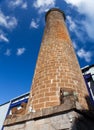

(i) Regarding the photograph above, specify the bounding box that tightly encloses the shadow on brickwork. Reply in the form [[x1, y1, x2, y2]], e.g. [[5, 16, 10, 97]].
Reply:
[[71, 95, 94, 130]]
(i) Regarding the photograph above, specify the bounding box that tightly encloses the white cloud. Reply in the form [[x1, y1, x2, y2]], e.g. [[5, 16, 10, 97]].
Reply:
[[64, 0, 82, 7], [77, 48, 92, 62], [64, 0, 94, 16], [0, 33, 9, 43], [64, 0, 94, 40], [67, 16, 76, 31], [33, 0, 56, 13], [0, 10, 17, 30], [67, 15, 84, 41], [16, 48, 26, 56], [21, 2, 27, 9], [72, 41, 78, 49], [4, 49, 11, 56], [30, 19, 39, 29], [9, 0, 27, 9], [10, 0, 22, 7], [6, 17, 18, 30]]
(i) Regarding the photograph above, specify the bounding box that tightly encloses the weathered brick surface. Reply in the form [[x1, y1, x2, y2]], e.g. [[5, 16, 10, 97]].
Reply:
[[26, 8, 88, 112]]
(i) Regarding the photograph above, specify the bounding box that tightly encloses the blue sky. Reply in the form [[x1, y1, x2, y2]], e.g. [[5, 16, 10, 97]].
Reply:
[[0, 0, 94, 104]]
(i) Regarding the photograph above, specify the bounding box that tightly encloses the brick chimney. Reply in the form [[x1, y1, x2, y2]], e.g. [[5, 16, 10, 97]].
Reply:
[[26, 8, 88, 112]]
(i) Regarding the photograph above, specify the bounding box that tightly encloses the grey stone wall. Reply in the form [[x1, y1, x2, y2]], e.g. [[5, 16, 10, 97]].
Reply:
[[4, 111, 77, 130], [4, 110, 94, 130]]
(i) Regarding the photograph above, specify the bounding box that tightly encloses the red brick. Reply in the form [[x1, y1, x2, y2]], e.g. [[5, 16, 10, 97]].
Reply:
[[26, 8, 89, 112], [45, 92, 56, 97], [39, 97, 49, 103], [45, 101, 59, 107]]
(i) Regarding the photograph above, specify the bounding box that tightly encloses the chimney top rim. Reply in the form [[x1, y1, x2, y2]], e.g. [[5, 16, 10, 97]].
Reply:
[[45, 8, 66, 21]]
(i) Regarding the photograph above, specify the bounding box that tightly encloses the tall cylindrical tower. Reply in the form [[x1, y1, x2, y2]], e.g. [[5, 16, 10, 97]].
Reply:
[[26, 8, 88, 112]]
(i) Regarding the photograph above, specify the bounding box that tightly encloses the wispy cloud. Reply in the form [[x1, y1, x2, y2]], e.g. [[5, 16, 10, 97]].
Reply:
[[4, 49, 11, 56], [9, 0, 27, 9], [33, 0, 56, 13], [21, 2, 27, 9], [16, 48, 26, 56], [66, 15, 85, 42], [67, 16, 76, 32], [0, 33, 9, 43], [72, 41, 78, 49], [64, 0, 94, 40], [0, 10, 17, 30], [30, 19, 39, 29], [77, 48, 92, 62]]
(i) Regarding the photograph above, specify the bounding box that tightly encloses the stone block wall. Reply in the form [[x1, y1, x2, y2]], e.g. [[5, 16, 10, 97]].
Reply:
[[4, 111, 77, 130], [4, 110, 94, 130]]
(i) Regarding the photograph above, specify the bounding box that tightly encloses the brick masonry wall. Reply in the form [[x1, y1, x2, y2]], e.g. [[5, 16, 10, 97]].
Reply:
[[26, 9, 88, 112]]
